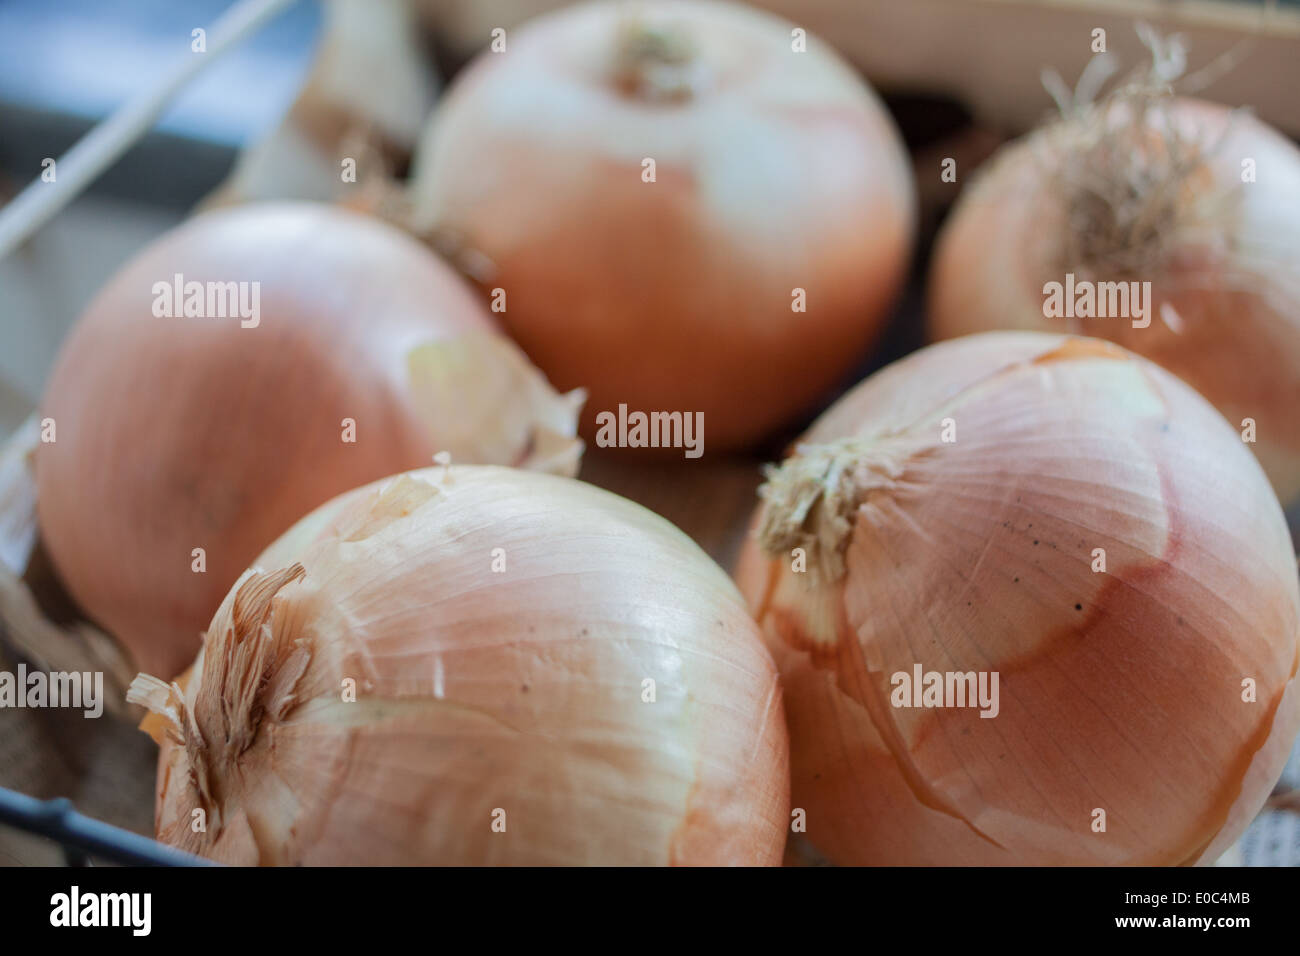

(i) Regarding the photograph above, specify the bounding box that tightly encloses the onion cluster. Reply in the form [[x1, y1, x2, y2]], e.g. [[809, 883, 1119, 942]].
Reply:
[[17, 0, 1297, 872]]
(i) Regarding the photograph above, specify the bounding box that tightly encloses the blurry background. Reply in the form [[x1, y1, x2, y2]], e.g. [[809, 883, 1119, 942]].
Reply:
[[3, 0, 1299, 441], [0, 0, 321, 436]]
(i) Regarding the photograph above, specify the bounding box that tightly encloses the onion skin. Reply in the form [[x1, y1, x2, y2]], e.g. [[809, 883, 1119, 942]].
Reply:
[[408, 0, 915, 450], [202, 0, 437, 209], [133, 466, 789, 866], [928, 98, 1300, 504], [735, 332, 1300, 865], [36, 203, 578, 681]]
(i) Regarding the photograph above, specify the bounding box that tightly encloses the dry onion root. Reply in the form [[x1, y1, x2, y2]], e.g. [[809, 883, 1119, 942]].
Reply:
[[928, 33, 1300, 504], [130, 465, 789, 865], [35, 203, 582, 681], [734, 332, 1300, 865], [407, 0, 915, 449]]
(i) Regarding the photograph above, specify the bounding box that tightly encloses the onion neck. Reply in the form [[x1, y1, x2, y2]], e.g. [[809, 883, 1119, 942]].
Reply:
[[1052, 102, 1213, 278], [758, 437, 919, 586], [611, 17, 702, 103], [128, 563, 310, 821], [1045, 32, 1230, 279]]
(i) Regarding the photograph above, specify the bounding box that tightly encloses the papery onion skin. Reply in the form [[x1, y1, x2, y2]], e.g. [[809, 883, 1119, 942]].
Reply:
[[132, 466, 789, 866], [735, 331, 1300, 865], [202, 0, 437, 209], [928, 97, 1300, 504], [407, 0, 915, 450], [36, 203, 578, 681]]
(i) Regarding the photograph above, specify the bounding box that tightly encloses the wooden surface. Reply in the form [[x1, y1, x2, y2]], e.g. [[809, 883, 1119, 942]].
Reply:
[[578, 447, 765, 573], [0, 641, 156, 865], [421, 0, 1300, 136]]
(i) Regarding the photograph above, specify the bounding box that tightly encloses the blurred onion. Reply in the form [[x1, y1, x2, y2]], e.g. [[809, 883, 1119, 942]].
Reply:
[[929, 93, 1300, 504], [407, 0, 915, 449], [37, 203, 581, 680]]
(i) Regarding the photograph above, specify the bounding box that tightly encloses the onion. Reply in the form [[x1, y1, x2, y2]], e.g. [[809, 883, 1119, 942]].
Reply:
[[407, 0, 915, 449], [36, 203, 582, 681], [734, 331, 1300, 865], [928, 78, 1300, 504], [129, 465, 789, 865]]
